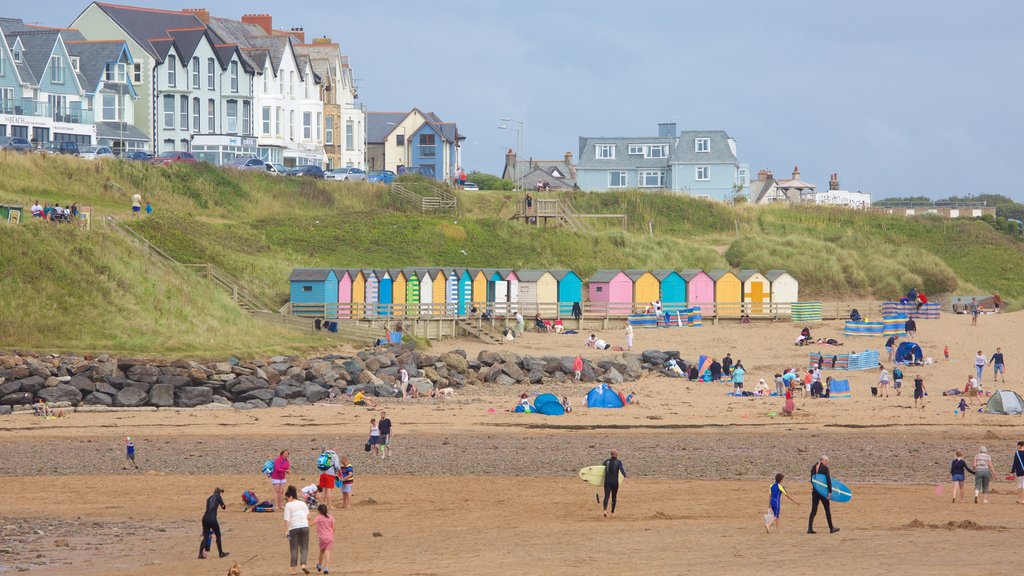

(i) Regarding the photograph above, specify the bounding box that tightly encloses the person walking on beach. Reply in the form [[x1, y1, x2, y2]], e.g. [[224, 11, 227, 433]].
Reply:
[[970, 297, 980, 326], [514, 311, 525, 336], [965, 374, 980, 406], [913, 375, 927, 408], [272, 450, 291, 509], [950, 450, 974, 503], [766, 473, 799, 533], [625, 324, 634, 351], [972, 447, 995, 504], [885, 336, 898, 362], [124, 436, 139, 470], [283, 486, 310, 575], [198, 487, 229, 559], [1010, 441, 1024, 504], [905, 317, 917, 339], [573, 355, 583, 383], [892, 366, 904, 397], [312, 504, 334, 574], [338, 456, 354, 509], [368, 418, 382, 459], [379, 411, 393, 459], [807, 455, 839, 534], [878, 365, 890, 398], [975, 351, 987, 383], [731, 361, 746, 395], [602, 449, 627, 518], [989, 348, 1006, 384]]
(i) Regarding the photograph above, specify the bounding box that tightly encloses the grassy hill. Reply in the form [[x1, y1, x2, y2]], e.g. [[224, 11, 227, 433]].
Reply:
[[1, 153, 1022, 353]]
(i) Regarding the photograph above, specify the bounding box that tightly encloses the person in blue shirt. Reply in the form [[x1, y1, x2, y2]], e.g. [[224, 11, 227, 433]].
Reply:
[[767, 473, 799, 533], [124, 436, 138, 470]]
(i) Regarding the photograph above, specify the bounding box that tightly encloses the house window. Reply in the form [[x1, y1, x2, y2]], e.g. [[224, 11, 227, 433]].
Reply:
[[192, 56, 200, 88], [230, 62, 239, 93], [1, 88, 15, 113], [167, 54, 176, 87], [278, 74, 283, 95], [102, 94, 119, 121], [275, 107, 281, 136], [303, 111, 312, 139], [346, 120, 354, 150], [261, 106, 271, 135], [325, 116, 333, 144], [315, 112, 321, 142], [737, 168, 749, 186], [596, 144, 614, 159], [70, 56, 80, 72], [595, 286, 603, 293], [13, 48, 21, 63], [395, 134, 405, 146], [639, 170, 664, 188], [695, 138, 710, 153], [262, 71, 268, 93], [179, 95, 188, 130], [207, 99, 215, 133], [418, 133, 435, 157], [163, 95, 174, 128], [226, 100, 238, 134], [132, 62, 142, 83], [105, 62, 127, 83], [289, 71, 295, 95], [192, 97, 200, 132], [696, 165, 710, 181], [608, 171, 627, 188], [627, 144, 643, 155], [242, 101, 251, 136], [302, 285, 313, 293], [0, 49, 5, 77], [50, 55, 65, 84], [645, 145, 668, 159], [207, 58, 215, 90], [289, 110, 295, 140]]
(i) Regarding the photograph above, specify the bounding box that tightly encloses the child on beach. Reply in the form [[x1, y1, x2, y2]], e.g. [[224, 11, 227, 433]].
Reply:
[[944, 345, 950, 360], [913, 375, 927, 408], [124, 436, 139, 470], [313, 504, 334, 574], [950, 450, 974, 503], [878, 365, 890, 398], [338, 456, 354, 509], [958, 398, 968, 419], [766, 473, 799, 533]]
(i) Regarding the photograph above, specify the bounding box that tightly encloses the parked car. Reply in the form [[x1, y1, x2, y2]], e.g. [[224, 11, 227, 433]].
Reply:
[[79, 146, 115, 161], [463, 182, 480, 191], [0, 136, 32, 153], [325, 167, 366, 181], [120, 151, 153, 162], [151, 151, 198, 166], [37, 141, 79, 155], [265, 162, 288, 176], [366, 170, 396, 184], [224, 157, 266, 171], [286, 165, 325, 179]]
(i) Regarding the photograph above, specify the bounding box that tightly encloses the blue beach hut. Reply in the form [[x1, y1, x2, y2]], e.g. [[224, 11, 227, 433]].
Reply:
[[552, 270, 582, 316], [654, 270, 686, 312], [289, 268, 339, 318]]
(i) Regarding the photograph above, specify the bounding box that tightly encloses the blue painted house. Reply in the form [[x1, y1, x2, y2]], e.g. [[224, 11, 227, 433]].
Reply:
[[552, 270, 582, 315], [289, 268, 338, 317], [576, 123, 749, 201]]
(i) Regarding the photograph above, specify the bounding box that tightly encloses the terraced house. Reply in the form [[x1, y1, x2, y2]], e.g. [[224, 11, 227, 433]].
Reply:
[[576, 123, 750, 200], [294, 36, 364, 169]]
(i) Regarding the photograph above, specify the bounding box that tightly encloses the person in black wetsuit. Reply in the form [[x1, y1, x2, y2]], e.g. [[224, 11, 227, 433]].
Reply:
[[199, 487, 229, 559], [602, 449, 627, 518], [807, 455, 839, 534]]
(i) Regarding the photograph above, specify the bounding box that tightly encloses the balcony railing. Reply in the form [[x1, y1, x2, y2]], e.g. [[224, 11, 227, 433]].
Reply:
[[0, 98, 94, 124]]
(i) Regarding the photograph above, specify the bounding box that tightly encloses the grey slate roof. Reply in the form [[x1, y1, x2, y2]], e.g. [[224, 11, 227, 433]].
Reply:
[[680, 269, 709, 281], [94, 3, 209, 59], [6, 30, 61, 86], [765, 270, 794, 282], [737, 270, 762, 282], [707, 270, 737, 281], [670, 130, 739, 165], [653, 270, 681, 281], [289, 268, 334, 282], [66, 39, 128, 94], [624, 270, 651, 281], [550, 269, 578, 281], [515, 269, 549, 282], [366, 112, 407, 144], [576, 137, 675, 171], [589, 270, 624, 283]]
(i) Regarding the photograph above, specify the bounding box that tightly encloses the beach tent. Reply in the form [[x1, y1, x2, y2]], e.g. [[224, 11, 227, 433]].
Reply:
[[535, 393, 559, 408], [391, 269, 407, 311], [586, 385, 625, 408], [458, 269, 473, 316], [708, 270, 742, 318], [517, 270, 558, 316], [533, 393, 564, 415], [335, 269, 353, 319], [682, 270, 714, 306], [985, 390, 1024, 415], [654, 270, 686, 312], [553, 270, 583, 316], [738, 270, 770, 316], [894, 342, 923, 365], [405, 269, 420, 312], [829, 379, 852, 398], [588, 270, 632, 315], [626, 270, 660, 311]]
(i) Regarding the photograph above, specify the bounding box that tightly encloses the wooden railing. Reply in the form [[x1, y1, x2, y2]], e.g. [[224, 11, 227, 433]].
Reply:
[[390, 184, 457, 213]]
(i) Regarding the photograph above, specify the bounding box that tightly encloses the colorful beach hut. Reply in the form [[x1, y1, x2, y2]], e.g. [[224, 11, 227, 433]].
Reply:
[[363, 270, 379, 317], [489, 270, 510, 315], [289, 269, 339, 318], [709, 269, 742, 318], [418, 269, 434, 316], [404, 269, 420, 314], [350, 270, 365, 317], [738, 270, 770, 316], [681, 270, 714, 306], [517, 269, 558, 316], [432, 269, 448, 316], [626, 270, 660, 312], [376, 269, 393, 316], [390, 269, 407, 313], [588, 270, 632, 315], [552, 270, 582, 316], [471, 269, 490, 310], [766, 270, 799, 308], [446, 269, 460, 315], [654, 270, 686, 312], [335, 269, 353, 319], [458, 269, 473, 316], [504, 270, 520, 315]]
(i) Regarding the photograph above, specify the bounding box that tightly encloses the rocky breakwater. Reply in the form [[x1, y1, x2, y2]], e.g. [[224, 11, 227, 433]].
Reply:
[[0, 346, 679, 413]]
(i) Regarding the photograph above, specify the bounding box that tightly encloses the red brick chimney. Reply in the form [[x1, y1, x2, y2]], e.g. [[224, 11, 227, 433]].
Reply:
[[241, 13, 273, 35], [182, 8, 210, 23], [757, 169, 773, 181], [565, 151, 576, 180]]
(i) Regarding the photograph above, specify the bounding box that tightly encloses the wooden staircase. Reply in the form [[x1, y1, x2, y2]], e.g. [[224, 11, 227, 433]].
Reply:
[[512, 197, 626, 233], [389, 183, 458, 213], [456, 319, 504, 345]]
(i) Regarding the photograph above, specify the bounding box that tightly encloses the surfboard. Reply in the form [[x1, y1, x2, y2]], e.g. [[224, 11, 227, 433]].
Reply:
[[811, 474, 852, 503], [579, 465, 624, 487]]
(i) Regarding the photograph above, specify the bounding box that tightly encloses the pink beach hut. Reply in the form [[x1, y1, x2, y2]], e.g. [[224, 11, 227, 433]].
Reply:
[[335, 269, 353, 319], [588, 270, 632, 315], [681, 269, 714, 306]]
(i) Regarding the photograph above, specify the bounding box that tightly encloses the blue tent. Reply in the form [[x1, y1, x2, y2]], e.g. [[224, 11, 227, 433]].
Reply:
[[534, 393, 559, 409], [895, 341, 923, 365], [537, 402, 565, 416], [586, 385, 624, 408]]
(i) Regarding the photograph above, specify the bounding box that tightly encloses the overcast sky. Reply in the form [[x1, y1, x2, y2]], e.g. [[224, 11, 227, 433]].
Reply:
[[19, 1, 1023, 199]]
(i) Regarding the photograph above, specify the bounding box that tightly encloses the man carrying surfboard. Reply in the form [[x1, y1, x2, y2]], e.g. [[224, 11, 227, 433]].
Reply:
[[602, 450, 627, 518], [807, 455, 839, 534]]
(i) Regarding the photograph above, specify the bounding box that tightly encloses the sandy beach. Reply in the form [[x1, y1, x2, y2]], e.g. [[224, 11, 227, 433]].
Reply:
[[2, 311, 1022, 575]]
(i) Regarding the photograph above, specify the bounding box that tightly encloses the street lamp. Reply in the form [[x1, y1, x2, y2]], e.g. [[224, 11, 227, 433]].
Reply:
[[500, 117, 523, 190], [386, 121, 407, 171]]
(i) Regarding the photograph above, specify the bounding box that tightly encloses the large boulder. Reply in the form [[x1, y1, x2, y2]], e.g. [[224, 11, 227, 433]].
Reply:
[[0, 379, 21, 396], [126, 365, 160, 384], [527, 369, 546, 384], [95, 381, 120, 396], [496, 350, 521, 366], [600, 367, 624, 385], [495, 374, 518, 386], [408, 377, 433, 394], [68, 375, 95, 393], [621, 355, 643, 379], [229, 376, 268, 395], [15, 376, 46, 394], [0, 405, 10, 415], [147, 383, 175, 407], [35, 384, 82, 405], [580, 361, 597, 383], [522, 357, 546, 372], [501, 362, 525, 381], [439, 352, 468, 374], [641, 349, 668, 365], [273, 383, 304, 400], [246, 399, 269, 409], [83, 392, 113, 406], [239, 389, 275, 403], [269, 397, 289, 408], [477, 350, 501, 367], [372, 381, 398, 398], [422, 366, 442, 384], [121, 380, 153, 393], [302, 383, 327, 403], [416, 354, 439, 369], [157, 375, 191, 388], [176, 386, 214, 407], [1, 391, 33, 405], [341, 359, 364, 376], [113, 387, 148, 407]]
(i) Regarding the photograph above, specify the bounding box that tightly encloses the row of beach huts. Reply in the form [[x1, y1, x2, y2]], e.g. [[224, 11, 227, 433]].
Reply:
[[288, 268, 800, 319]]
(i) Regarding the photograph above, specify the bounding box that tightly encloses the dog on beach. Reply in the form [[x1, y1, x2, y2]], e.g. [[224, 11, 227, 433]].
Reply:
[[227, 561, 242, 576], [436, 387, 454, 399]]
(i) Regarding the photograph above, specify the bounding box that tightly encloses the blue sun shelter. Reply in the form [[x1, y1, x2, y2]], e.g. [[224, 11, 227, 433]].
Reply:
[[376, 269, 393, 317], [654, 270, 687, 314], [458, 269, 473, 316], [553, 270, 582, 316], [534, 393, 564, 415], [586, 385, 625, 408], [289, 268, 339, 319], [894, 342, 923, 365]]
